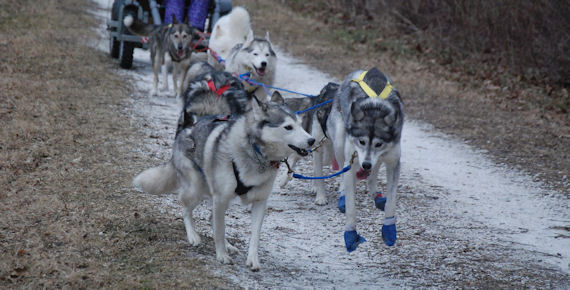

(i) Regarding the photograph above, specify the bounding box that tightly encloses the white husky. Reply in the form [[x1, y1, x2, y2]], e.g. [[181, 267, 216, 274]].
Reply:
[[133, 96, 315, 270], [207, 7, 277, 100]]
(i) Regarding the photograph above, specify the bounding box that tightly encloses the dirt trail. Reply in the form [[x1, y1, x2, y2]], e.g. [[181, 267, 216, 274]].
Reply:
[[89, 1, 569, 287]]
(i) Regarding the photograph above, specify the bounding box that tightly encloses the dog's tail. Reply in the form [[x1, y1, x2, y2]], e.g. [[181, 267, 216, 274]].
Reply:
[[123, 14, 155, 37], [133, 161, 178, 194]]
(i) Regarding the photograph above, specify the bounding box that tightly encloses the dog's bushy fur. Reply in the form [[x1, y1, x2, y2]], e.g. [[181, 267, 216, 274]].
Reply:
[[328, 68, 404, 248], [207, 7, 277, 100], [133, 96, 314, 270]]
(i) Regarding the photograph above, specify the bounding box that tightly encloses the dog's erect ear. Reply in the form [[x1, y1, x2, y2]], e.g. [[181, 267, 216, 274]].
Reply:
[[265, 31, 271, 43], [350, 103, 365, 121], [270, 91, 284, 105], [214, 25, 223, 38], [244, 30, 254, 47], [251, 95, 268, 120], [171, 15, 178, 24]]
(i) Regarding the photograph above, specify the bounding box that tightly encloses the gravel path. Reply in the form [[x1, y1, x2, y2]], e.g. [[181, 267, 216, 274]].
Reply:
[[92, 1, 569, 287]]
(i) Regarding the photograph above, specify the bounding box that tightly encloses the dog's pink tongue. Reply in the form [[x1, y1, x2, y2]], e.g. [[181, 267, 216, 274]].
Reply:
[[177, 50, 184, 57], [332, 157, 339, 171], [356, 168, 370, 180]]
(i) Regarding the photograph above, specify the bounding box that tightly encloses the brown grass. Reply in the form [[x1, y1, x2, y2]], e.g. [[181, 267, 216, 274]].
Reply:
[[0, 0, 232, 287]]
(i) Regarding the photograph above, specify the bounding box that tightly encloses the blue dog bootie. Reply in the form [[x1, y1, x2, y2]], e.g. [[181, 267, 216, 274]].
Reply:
[[344, 230, 366, 252], [337, 192, 346, 213], [381, 216, 397, 246], [374, 191, 387, 211]]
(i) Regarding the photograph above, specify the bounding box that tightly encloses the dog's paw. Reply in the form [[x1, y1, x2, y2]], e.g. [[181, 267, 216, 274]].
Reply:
[[279, 175, 291, 188], [225, 240, 238, 254], [186, 232, 201, 246], [314, 193, 328, 205], [160, 84, 169, 92], [337, 194, 346, 213], [381, 223, 397, 247], [216, 252, 232, 265], [246, 253, 260, 271], [374, 192, 386, 211], [344, 230, 366, 252]]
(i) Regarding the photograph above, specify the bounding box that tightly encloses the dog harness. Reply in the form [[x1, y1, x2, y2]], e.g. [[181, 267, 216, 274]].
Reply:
[[232, 161, 253, 195], [351, 69, 393, 99], [232, 140, 280, 196], [206, 79, 230, 98]]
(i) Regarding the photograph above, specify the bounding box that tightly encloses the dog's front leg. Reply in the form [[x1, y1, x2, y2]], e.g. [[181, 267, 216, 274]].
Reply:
[[381, 154, 400, 246], [342, 142, 367, 252], [161, 56, 170, 92], [172, 63, 180, 97], [177, 61, 190, 99], [212, 195, 232, 264], [246, 199, 267, 271], [312, 150, 327, 205]]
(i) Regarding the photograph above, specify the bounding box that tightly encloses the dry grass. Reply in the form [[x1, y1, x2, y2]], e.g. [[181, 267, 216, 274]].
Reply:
[[239, 0, 569, 192], [0, 0, 232, 287]]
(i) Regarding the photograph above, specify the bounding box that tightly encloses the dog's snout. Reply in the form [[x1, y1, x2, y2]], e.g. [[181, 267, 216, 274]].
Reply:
[[261, 61, 267, 68], [362, 161, 372, 170], [308, 138, 315, 146]]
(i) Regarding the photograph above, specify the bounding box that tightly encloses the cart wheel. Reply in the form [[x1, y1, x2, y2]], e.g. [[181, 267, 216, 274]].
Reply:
[[119, 41, 134, 69], [110, 36, 120, 58], [109, 0, 122, 58]]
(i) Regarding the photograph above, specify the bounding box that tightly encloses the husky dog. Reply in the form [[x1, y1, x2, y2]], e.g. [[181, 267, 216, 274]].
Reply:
[[177, 61, 251, 130], [133, 97, 315, 270], [329, 68, 404, 251], [123, 15, 196, 97], [207, 6, 251, 70], [279, 82, 339, 205], [207, 7, 277, 99]]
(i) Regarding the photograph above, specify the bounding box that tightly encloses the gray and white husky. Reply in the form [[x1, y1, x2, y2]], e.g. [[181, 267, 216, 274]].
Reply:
[[133, 97, 315, 270], [327, 68, 404, 251], [123, 15, 196, 98], [207, 7, 277, 100], [278, 82, 338, 206]]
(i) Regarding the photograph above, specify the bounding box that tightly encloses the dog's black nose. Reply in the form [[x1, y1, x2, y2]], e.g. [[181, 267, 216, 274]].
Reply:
[[308, 138, 315, 146], [261, 61, 267, 67], [362, 161, 372, 170]]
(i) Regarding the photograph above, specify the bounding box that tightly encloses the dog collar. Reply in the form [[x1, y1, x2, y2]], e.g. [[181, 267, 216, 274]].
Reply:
[[206, 79, 230, 98], [249, 135, 280, 169], [351, 70, 393, 99]]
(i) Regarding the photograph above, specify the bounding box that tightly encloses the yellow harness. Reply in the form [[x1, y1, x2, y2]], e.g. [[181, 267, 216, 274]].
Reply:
[[351, 70, 393, 99]]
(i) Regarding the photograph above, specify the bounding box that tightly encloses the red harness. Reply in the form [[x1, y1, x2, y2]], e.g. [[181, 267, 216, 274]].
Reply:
[[207, 79, 230, 98]]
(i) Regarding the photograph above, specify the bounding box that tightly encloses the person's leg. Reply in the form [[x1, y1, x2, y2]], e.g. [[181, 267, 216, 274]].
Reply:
[[187, 0, 210, 31], [164, 0, 186, 24]]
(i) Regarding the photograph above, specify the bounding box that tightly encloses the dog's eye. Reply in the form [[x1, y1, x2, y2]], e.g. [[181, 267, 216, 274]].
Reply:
[[359, 140, 366, 146], [375, 143, 382, 148], [265, 53, 269, 57], [284, 125, 293, 131], [253, 53, 258, 56]]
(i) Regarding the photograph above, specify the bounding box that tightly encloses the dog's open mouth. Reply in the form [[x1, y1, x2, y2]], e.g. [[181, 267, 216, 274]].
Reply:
[[288, 144, 309, 157], [254, 66, 266, 76], [177, 49, 185, 58], [356, 168, 371, 180]]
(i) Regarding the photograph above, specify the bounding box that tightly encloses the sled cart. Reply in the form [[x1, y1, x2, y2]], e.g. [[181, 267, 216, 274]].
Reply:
[[107, 0, 232, 69]]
